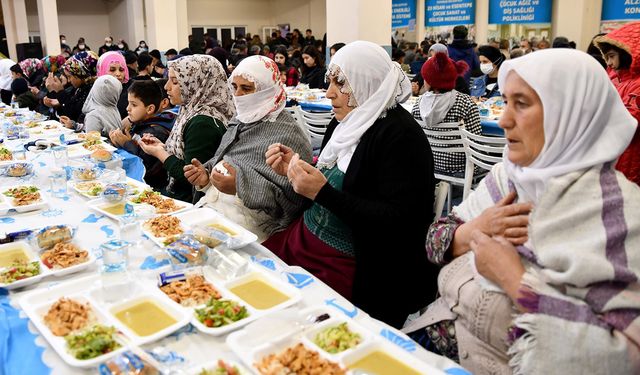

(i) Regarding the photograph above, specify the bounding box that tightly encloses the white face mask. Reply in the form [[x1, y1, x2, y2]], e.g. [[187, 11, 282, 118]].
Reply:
[[105, 42, 112, 47], [118, 44, 124, 49], [61, 39, 66, 44], [480, 63, 494, 75], [78, 44, 85, 50]]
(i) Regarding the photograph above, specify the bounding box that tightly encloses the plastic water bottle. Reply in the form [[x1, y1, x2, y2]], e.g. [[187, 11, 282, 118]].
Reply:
[[99, 239, 132, 302], [100, 239, 131, 273]]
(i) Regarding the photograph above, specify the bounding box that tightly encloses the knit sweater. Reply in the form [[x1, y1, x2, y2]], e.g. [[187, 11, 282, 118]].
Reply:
[[203, 110, 312, 235]]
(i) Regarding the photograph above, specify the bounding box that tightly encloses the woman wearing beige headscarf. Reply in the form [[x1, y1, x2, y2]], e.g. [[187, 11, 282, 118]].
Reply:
[[138, 54, 234, 202]]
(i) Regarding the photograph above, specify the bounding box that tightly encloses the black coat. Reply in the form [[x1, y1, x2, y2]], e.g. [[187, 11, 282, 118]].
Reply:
[[314, 106, 439, 328], [122, 111, 175, 190], [300, 66, 327, 89], [50, 83, 92, 122]]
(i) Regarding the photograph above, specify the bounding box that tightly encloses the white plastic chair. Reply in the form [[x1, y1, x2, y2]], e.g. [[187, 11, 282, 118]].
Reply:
[[433, 181, 449, 221], [460, 128, 507, 200], [294, 106, 334, 150], [419, 120, 466, 212]]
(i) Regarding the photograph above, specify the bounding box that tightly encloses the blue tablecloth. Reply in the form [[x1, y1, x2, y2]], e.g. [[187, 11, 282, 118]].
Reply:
[[0, 289, 49, 375], [481, 119, 504, 136]]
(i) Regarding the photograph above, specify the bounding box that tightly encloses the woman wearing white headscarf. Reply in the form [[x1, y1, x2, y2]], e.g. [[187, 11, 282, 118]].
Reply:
[[138, 55, 234, 202], [183, 55, 311, 240], [407, 49, 640, 374], [264, 41, 438, 328], [0, 58, 16, 105], [77, 75, 122, 137]]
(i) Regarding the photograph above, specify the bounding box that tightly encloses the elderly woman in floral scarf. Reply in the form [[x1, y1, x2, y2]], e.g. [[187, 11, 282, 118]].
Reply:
[[138, 55, 234, 202], [184, 55, 311, 241], [43, 51, 98, 125]]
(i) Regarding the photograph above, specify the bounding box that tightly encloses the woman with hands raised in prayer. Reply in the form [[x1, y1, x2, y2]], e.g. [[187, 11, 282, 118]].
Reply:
[[263, 41, 438, 329], [183, 55, 311, 240], [138, 54, 233, 202]]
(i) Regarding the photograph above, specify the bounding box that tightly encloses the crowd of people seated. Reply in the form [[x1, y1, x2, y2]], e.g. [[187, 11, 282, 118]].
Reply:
[[1, 20, 640, 374]]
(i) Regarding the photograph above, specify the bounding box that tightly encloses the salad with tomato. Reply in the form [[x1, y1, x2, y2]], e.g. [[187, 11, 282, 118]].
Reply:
[[195, 299, 249, 328], [0, 260, 40, 284]]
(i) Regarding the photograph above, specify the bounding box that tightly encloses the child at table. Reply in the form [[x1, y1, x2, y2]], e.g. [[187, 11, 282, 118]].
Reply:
[[109, 80, 176, 190]]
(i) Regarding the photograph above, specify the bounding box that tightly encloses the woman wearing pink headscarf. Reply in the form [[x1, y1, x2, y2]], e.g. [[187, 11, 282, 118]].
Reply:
[[97, 51, 130, 119]]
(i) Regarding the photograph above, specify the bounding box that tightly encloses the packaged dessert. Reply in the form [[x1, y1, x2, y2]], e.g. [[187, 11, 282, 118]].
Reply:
[[166, 235, 209, 269], [34, 225, 74, 250], [97, 350, 160, 375], [102, 183, 127, 203]]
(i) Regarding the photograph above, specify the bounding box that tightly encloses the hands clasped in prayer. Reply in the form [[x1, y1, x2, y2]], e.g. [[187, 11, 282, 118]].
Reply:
[[184, 159, 237, 195], [265, 143, 327, 200]]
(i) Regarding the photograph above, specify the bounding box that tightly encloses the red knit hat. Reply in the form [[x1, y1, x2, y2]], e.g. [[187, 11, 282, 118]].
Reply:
[[421, 52, 469, 91]]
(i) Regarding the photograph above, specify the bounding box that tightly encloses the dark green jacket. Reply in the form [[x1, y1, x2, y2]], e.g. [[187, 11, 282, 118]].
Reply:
[[163, 115, 226, 202]]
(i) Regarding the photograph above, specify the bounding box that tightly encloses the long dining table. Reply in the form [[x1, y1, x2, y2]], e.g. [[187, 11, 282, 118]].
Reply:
[[0, 109, 469, 375]]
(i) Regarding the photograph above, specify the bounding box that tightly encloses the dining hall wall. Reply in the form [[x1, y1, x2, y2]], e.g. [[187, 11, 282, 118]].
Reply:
[[187, 0, 326, 40], [25, 0, 112, 54]]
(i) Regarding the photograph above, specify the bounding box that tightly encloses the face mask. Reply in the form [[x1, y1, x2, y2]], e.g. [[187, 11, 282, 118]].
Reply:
[[106, 42, 112, 47], [140, 44, 146, 48], [118, 44, 124, 49], [79, 44, 85, 50], [61, 39, 66, 44], [480, 63, 494, 75]]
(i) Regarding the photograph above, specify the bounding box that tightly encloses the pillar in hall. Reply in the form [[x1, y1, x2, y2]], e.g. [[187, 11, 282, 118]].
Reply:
[[36, 0, 61, 56], [552, 0, 602, 51], [326, 0, 392, 55], [126, 0, 145, 49], [145, 0, 189, 51], [475, 0, 489, 45], [1, 0, 29, 61], [416, 0, 426, 43]]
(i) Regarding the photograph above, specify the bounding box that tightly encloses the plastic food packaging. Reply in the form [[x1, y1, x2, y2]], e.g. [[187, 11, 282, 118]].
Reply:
[[33, 225, 74, 250], [166, 235, 209, 269], [102, 183, 127, 203], [97, 350, 160, 375], [208, 246, 249, 280], [192, 224, 230, 249]]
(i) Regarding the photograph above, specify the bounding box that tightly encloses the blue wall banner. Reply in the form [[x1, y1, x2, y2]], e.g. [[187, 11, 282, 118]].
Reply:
[[488, 0, 553, 24], [392, 0, 417, 29], [425, 0, 475, 27], [602, 0, 640, 21]]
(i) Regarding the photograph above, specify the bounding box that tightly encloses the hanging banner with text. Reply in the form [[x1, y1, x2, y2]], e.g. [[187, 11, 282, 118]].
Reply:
[[601, 0, 640, 21], [425, 0, 475, 27], [392, 0, 417, 29], [488, 0, 552, 24]]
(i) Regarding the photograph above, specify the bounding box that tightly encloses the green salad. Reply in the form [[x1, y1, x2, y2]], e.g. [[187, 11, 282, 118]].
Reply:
[[65, 324, 121, 360], [198, 360, 241, 375], [3, 185, 38, 197], [195, 299, 249, 328], [313, 322, 362, 354], [0, 261, 40, 284], [130, 190, 160, 204], [87, 185, 104, 196]]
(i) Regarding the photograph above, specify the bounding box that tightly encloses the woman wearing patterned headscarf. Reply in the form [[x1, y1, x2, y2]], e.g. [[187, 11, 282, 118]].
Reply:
[[18, 58, 45, 86], [44, 51, 98, 124], [41, 55, 66, 74], [263, 41, 437, 328], [183, 55, 311, 240], [138, 55, 234, 202]]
